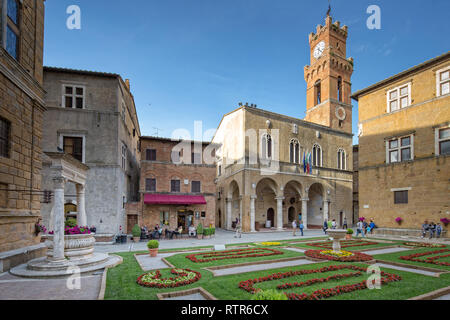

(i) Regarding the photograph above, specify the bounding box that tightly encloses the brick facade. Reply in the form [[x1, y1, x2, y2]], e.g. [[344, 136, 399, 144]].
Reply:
[[0, 0, 46, 266], [134, 137, 216, 234]]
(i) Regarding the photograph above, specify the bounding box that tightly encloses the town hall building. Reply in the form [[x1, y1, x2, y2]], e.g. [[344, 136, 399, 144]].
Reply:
[[213, 15, 354, 232]]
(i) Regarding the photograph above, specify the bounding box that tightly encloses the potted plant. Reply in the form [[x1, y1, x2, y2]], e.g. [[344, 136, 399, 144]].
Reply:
[[196, 223, 203, 240], [203, 227, 211, 239], [147, 240, 159, 257], [440, 218, 450, 227], [346, 228, 354, 240], [395, 217, 403, 225], [132, 224, 141, 243]]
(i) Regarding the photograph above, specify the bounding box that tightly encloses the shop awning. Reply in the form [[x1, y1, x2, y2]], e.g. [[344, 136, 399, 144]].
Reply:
[[144, 194, 207, 205]]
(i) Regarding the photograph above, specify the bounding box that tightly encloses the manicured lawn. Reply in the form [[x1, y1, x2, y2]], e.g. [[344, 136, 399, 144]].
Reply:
[[374, 246, 450, 271], [290, 239, 401, 251], [165, 248, 305, 269], [104, 252, 450, 300]]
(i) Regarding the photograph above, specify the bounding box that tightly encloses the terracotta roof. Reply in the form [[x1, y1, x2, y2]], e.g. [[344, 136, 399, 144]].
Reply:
[[43, 66, 120, 78], [351, 51, 450, 101]]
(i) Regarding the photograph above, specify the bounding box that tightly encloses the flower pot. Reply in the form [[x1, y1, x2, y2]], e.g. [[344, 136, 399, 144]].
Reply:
[[149, 248, 158, 257], [133, 237, 140, 243], [197, 234, 203, 240], [345, 234, 352, 240]]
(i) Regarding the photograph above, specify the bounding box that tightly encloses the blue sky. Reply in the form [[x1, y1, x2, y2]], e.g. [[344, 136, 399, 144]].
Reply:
[[44, 0, 450, 144]]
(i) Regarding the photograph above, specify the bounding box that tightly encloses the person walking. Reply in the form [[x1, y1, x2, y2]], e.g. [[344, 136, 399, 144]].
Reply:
[[421, 221, 429, 238], [369, 220, 376, 234], [299, 220, 304, 237], [331, 219, 337, 229], [342, 217, 348, 229], [234, 217, 242, 238], [356, 220, 365, 237], [436, 223, 442, 238], [292, 220, 297, 236], [323, 219, 328, 235]]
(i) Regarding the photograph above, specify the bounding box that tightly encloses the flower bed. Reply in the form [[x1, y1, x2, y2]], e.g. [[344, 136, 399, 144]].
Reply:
[[305, 240, 379, 250], [137, 268, 201, 288], [48, 226, 91, 235], [186, 248, 284, 263], [258, 242, 282, 246], [305, 250, 374, 262], [403, 242, 446, 248], [399, 249, 450, 267], [238, 265, 401, 300]]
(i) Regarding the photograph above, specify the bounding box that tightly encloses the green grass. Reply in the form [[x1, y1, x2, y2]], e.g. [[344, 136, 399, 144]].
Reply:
[[104, 253, 450, 300], [374, 247, 450, 271], [165, 248, 305, 269]]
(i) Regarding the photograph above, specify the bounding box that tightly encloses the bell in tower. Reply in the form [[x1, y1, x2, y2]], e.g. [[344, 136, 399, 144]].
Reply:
[[303, 14, 354, 133]]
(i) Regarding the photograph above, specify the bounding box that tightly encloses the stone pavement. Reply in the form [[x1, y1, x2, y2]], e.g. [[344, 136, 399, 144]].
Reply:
[[95, 228, 326, 254]]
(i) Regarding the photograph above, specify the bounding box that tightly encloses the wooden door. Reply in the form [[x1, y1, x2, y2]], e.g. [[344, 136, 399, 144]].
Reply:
[[127, 215, 138, 234]]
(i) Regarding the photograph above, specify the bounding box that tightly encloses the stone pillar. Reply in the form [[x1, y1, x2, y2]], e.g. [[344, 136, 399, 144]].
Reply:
[[301, 198, 309, 230], [51, 177, 66, 262], [276, 196, 284, 230], [323, 200, 330, 223], [250, 195, 257, 232], [226, 198, 232, 230], [76, 184, 87, 227]]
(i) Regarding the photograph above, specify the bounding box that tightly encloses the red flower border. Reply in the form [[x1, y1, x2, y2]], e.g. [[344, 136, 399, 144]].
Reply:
[[403, 242, 446, 248], [399, 249, 450, 267], [186, 248, 284, 263], [136, 268, 202, 288], [238, 265, 401, 300], [305, 249, 374, 262], [305, 240, 379, 250]]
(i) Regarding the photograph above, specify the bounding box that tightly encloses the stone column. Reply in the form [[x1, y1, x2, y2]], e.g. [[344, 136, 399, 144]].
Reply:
[[51, 177, 66, 262], [323, 200, 330, 223], [226, 198, 232, 230], [76, 184, 87, 227], [301, 198, 309, 230], [250, 195, 257, 232], [275, 196, 284, 230]]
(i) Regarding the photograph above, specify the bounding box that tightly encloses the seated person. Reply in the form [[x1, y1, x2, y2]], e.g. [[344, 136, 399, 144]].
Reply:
[[188, 225, 196, 237]]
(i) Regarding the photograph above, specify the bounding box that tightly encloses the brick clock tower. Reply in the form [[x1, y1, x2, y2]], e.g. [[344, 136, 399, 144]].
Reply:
[[304, 15, 354, 133]]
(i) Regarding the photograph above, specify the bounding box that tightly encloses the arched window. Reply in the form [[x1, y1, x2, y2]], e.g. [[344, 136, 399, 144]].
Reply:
[[337, 77, 343, 102], [289, 139, 300, 164], [261, 134, 272, 159], [312, 144, 322, 167], [315, 80, 321, 105], [337, 148, 346, 170]]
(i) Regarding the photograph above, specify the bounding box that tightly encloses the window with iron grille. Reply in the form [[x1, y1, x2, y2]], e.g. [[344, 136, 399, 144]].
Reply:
[[191, 181, 201, 193], [394, 190, 408, 204], [63, 137, 83, 162], [145, 178, 156, 192], [146, 149, 156, 161], [171, 180, 180, 193], [0, 117, 11, 158], [4, 0, 20, 60]]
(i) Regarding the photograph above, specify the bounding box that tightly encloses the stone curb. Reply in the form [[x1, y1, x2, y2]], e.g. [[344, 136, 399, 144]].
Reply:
[[97, 254, 123, 300], [373, 259, 449, 277], [408, 286, 450, 300], [157, 287, 217, 300]]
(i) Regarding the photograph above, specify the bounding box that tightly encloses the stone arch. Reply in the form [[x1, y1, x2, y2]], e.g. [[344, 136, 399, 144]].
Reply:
[[255, 177, 279, 229], [307, 182, 325, 228]]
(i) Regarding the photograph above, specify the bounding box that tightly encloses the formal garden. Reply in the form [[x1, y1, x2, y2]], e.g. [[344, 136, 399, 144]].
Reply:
[[103, 237, 450, 300]]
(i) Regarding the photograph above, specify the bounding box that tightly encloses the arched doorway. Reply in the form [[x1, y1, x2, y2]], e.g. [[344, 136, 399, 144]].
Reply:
[[288, 207, 296, 224], [227, 180, 241, 230], [64, 203, 77, 220], [217, 209, 222, 228], [267, 208, 275, 228], [307, 183, 324, 228]]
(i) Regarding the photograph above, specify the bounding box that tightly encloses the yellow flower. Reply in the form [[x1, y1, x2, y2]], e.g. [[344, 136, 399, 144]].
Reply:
[[259, 242, 281, 246], [320, 250, 354, 257]]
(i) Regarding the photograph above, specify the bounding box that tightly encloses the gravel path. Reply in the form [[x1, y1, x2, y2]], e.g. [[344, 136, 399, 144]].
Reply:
[[375, 263, 440, 277], [361, 247, 412, 255]]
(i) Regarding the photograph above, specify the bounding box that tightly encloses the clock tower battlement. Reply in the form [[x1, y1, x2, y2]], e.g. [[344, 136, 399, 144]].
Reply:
[[303, 15, 354, 134]]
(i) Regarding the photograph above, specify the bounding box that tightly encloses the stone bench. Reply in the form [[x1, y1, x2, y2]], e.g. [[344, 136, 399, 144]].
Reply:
[[0, 243, 47, 273], [372, 228, 448, 239]]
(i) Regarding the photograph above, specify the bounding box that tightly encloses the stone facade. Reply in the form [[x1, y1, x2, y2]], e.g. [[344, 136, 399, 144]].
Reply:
[[352, 145, 359, 225], [40, 68, 141, 237], [137, 137, 216, 233], [352, 52, 450, 236], [0, 0, 46, 270], [213, 15, 354, 233]]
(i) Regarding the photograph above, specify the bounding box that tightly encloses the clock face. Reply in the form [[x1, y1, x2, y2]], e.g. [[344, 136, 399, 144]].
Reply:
[[313, 41, 325, 59]]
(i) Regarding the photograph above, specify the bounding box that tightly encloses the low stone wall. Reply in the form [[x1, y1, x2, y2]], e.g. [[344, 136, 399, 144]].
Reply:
[[372, 228, 448, 238], [0, 243, 47, 273]]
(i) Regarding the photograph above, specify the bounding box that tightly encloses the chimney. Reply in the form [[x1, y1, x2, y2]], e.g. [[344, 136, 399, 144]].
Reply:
[[125, 79, 131, 91]]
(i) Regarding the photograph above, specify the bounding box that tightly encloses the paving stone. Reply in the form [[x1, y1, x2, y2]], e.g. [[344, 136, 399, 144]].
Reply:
[[211, 259, 320, 276], [361, 247, 412, 255], [375, 263, 440, 277]]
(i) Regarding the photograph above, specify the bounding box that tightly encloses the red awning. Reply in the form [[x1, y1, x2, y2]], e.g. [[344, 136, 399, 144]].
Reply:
[[144, 194, 207, 205]]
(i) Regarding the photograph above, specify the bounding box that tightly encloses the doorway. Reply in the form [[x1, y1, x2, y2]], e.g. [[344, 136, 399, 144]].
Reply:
[[127, 215, 138, 234], [288, 207, 296, 224], [267, 208, 275, 228], [177, 210, 193, 233]]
